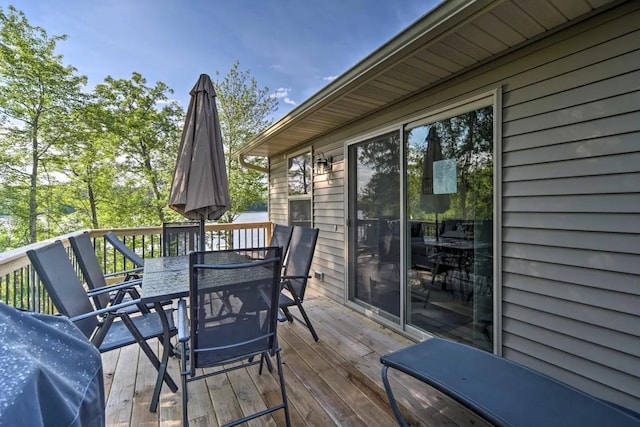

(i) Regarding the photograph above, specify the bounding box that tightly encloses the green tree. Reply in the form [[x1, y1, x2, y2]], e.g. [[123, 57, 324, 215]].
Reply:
[[93, 72, 184, 226], [0, 5, 87, 244], [214, 61, 277, 222], [50, 98, 120, 230]]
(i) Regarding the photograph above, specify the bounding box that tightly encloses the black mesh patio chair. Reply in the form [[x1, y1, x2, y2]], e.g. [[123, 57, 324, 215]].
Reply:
[[269, 224, 293, 266], [178, 247, 290, 427], [27, 241, 178, 395], [163, 221, 200, 256], [104, 231, 145, 280], [69, 232, 145, 311], [279, 226, 320, 342]]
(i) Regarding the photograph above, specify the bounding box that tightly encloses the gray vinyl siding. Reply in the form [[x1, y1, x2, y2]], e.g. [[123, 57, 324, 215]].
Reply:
[[499, 2, 640, 411], [311, 140, 346, 303], [268, 156, 288, 225], [267, 1, 640, 411]]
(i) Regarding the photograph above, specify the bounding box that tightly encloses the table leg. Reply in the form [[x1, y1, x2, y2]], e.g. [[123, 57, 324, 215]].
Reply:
[[150, 301, 178, 412]]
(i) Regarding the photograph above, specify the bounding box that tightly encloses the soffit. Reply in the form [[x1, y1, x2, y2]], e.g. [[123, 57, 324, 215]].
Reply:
[[239, 0, 619, 158]]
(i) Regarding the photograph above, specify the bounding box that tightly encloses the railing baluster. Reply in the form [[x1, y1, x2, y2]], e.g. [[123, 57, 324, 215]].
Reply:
[[0, 221, 272, 312]]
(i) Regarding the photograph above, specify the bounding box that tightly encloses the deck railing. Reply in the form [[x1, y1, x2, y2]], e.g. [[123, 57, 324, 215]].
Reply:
[[0, 221, 273, 313]]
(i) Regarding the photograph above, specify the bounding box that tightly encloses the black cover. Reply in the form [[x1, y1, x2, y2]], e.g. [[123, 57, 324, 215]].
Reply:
[[0, 303, 104, 427]]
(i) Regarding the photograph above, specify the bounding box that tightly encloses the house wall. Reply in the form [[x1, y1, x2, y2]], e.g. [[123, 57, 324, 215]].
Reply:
[[268, 1, 640, 411]]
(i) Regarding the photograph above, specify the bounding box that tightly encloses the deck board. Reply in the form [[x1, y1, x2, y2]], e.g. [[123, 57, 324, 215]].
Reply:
[[103, 289, 492, 426]]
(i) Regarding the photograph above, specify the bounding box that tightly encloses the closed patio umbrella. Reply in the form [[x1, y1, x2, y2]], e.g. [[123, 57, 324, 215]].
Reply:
[[421, 127, 450, 241], [169, 74, 230, 250]]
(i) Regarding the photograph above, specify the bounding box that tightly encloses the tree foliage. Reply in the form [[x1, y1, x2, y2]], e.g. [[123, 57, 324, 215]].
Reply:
[[0, 5, 87, 243], [0, 7, 275, 250], [214, 61, 276, 222], [93, 73, 184, 226]]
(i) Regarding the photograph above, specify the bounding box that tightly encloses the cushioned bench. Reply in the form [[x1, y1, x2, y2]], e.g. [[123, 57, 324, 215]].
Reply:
[[380, 337, 640, 426]]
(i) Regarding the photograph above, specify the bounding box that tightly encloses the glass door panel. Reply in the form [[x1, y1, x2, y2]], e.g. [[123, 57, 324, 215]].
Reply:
[[405, 106, 494, 351], [348, 130, 401, 321]]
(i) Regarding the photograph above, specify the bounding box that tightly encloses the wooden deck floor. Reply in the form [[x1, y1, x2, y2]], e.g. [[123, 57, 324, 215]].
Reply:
[[102, 289, 492, 426]]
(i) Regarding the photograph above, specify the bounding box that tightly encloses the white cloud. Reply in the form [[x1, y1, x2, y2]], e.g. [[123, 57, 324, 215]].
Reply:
[[271, 87, 296, 106], [323, 75, 338, 82]]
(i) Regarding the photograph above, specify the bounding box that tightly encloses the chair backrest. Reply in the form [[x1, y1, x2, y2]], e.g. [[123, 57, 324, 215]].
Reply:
[[283, 226, 319, 302], [269, 224, 293, 261], [69, 232, 110, 310], [163, 221, 200, 256], [104, 231, 145, 267], [187, 247, 282, 373], [27, 241, 98, 339]]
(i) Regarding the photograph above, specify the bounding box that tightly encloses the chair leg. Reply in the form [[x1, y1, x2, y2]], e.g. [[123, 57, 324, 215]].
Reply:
[[120, 315, 178, 391], [181, 343, 189, 426], [281, 306, 294, 322], [295, 302, 319, 342], [276, 350, 291, 427]]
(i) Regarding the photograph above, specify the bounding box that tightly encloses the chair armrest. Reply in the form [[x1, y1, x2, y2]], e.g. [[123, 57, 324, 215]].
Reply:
[[69, 298, 145, 322], [106, 277, 143, 289], [177, 299, 189, 342], [86, 279, 142, 297], [103, 266, 144, 278]]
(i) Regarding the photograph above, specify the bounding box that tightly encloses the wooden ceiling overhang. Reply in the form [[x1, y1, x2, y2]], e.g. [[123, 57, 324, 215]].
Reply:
[[238, 0, 619, 162]]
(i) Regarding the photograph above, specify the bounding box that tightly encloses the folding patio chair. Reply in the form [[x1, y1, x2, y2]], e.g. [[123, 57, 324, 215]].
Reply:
[[279, 226, 320, 342], [269, 224, 293, 266], [27, 241, 178, 394], [104, 231, 145, 280], [69, 232, 145, 311], [178, 247, 290, 427], [163, 221, 200, 256]]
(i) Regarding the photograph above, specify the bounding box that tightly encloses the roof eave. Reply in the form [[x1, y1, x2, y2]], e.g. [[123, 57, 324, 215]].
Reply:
[[238, 0, 492, 157]]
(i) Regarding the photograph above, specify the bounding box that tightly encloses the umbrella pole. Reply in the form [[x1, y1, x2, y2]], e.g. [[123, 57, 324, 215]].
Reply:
[[199, 218, 206, 251], [435, 213, 439, 242]]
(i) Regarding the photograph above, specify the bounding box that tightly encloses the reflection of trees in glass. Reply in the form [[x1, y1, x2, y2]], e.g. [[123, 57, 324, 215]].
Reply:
[[288, 153, 311, 196], [437, 106, 493, 219], [356, 131, 400, 219], [407, 106, 493, 221]]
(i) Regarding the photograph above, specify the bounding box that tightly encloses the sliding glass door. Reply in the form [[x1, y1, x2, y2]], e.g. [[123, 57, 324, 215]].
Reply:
[[347, 99, 495, 351], [405, 105, 494, 350], [347, 130, 401, 322]]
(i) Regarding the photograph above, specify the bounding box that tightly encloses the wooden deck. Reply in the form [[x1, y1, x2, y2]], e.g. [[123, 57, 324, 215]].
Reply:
[[102, 289, 492, 426]]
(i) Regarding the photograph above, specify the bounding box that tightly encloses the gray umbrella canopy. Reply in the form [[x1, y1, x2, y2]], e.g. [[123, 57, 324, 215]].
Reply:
[[169, 74, 230, 224], [421, 127, 450, 240], [169, 74, 230, 250]]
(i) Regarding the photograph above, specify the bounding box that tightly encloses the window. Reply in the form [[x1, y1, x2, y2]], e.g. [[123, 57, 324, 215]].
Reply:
[[288, 151, 312, 227]]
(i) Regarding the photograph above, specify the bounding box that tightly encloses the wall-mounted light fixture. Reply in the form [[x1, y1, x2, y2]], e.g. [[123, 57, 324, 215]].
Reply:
[[314, 151, 332, 175]]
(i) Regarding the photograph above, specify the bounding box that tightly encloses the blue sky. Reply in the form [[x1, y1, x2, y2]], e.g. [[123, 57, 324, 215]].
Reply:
[[9, 0, 440, 119]]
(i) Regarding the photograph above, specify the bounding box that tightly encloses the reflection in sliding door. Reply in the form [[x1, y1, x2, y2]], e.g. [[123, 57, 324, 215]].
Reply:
[[406, 105, 494, 351], [347, 130, 401, 322]]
